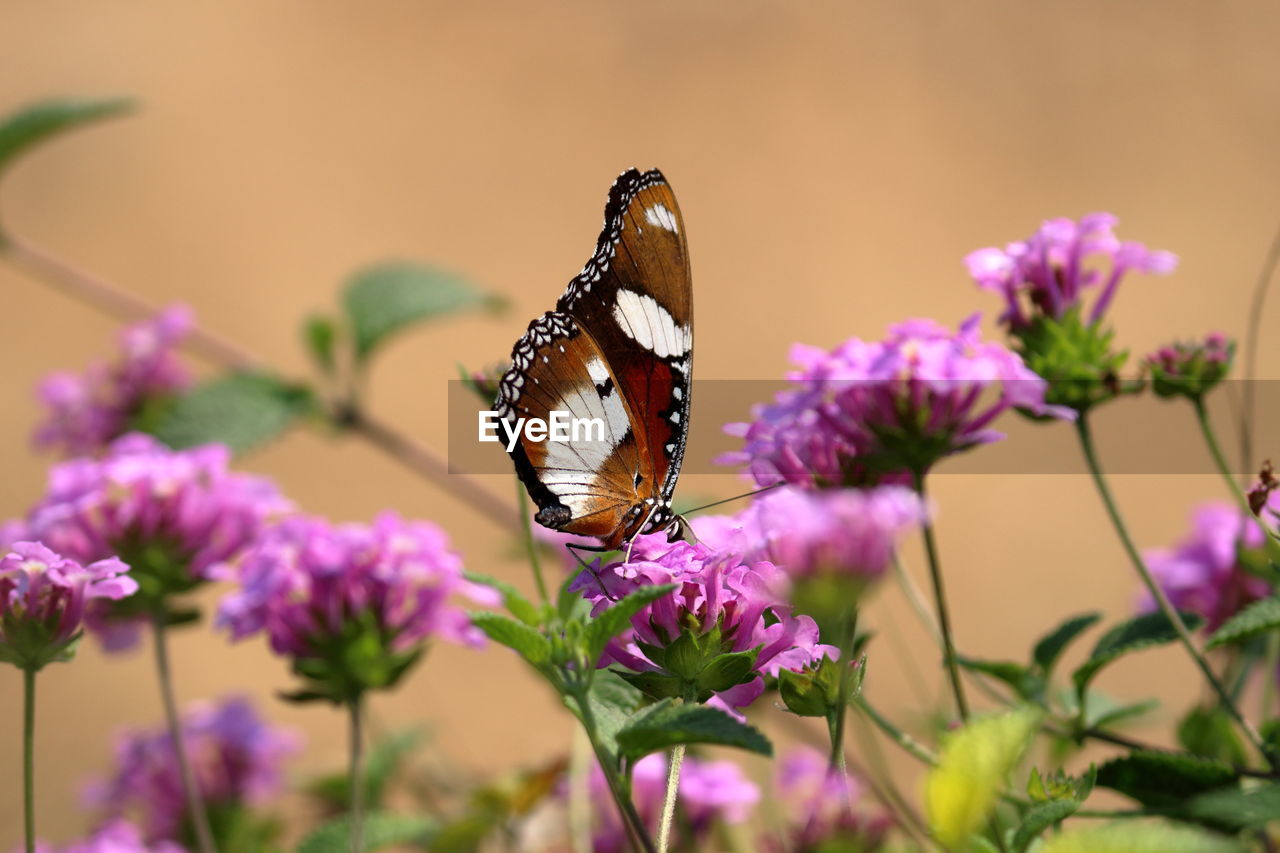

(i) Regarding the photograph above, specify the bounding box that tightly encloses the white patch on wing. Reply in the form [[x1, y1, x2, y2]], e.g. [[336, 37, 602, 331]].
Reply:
[[612, 289, 690, 359], [645, 203, 679, 233], [585, 356, 610, 386]]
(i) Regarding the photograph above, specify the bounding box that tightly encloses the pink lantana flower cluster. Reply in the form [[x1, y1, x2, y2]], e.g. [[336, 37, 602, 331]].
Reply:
[[965, 213, 1177, 331], [0, 542, 135, 669], [35, 305, 194, 457], [25, 434, 291, 649], [218, 512, 497, 700], [571, 540, 834, 709], [86, 696, 300, 844], [722, 316, 1071, 488]]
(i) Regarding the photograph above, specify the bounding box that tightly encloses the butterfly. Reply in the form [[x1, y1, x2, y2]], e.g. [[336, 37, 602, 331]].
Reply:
[[494, 168, 693, 552]]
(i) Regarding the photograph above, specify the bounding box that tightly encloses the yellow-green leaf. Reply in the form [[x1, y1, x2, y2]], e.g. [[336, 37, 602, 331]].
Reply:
[[1036, 821, 1242, 853], [924, 706, 1040, 849]]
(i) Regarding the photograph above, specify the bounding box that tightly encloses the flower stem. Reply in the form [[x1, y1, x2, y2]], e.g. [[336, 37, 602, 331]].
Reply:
[[825, 612, 859, 778], [573, 690, 657, 853], [1192, 398, 1254, 516], [912, 471, 970, 721], [655, 744, 685, 853], [1073, 414, 1274, 767], [151, 615, 218, 853], [516, 485, 551, 606], [348, 695, 366, 853], [853, 695, 937, 766], [22, 667, 36, 853]]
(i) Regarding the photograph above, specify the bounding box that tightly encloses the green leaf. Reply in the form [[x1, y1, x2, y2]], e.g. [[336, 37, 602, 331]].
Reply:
[[1178, 706, 1247, 766], [342, 261, 503, 360], [1187, 782, 1280, 829], [614, 699, 772, 761], [580, 671, 643, 759], [696, 648, 760, 694], [465, 572, 541, 626], [956, 656, 1040, 700], [307, 728, 426, 813], [1032, 612, 1102, 674], [924, 706, 1041, 849], [0, 96, 133, 182], [1036, 822, 1243, 853], [1095, 750, 1238, 808], [1072, 610, 1205, 696], [1084, 695, 1159, 730], [583, 584, 676, 664], [1011, 798, 1080, 852], [1205, 596, 1280, 649], [295, 812, 436, 853], [470, 613, 550, 667], [303, 314, 338, 375], [150, 372, 316, 453]]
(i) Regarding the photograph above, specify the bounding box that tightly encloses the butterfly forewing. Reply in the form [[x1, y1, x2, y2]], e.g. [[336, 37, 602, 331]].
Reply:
[[557, 170, 693, 505]]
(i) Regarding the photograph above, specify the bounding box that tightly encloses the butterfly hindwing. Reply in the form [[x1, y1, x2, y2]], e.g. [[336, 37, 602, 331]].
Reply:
[[495, 311, 656, 545]]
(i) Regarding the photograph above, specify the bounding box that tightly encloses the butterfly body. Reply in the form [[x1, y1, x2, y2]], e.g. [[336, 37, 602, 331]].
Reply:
[[495, 169, 693, 550]]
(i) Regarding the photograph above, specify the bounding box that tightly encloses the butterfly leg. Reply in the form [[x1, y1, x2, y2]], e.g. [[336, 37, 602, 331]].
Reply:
[[565, 541, 621, 601]]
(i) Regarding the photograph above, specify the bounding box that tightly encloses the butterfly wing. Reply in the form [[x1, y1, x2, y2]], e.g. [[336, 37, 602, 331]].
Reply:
[[557, 169, 693, 507], [495, 311, 656, 547]]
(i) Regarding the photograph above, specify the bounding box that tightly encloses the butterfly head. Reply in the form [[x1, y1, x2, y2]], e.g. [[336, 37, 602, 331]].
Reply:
[[640, 501, 694, 545]]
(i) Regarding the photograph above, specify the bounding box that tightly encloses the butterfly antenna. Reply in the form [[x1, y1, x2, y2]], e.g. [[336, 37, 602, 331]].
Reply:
[[681, 482, 783, 517]]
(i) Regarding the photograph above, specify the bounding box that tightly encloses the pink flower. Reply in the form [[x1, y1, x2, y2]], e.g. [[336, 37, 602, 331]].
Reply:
[[30, 819, 185, 853], [35, 306, 194, 456], [86, 696, 300, 842], [770, 747, 890, 852], [966, 213, 1176, 331], [217, 512, 497, 697], [1144, 333, 1234, 400], [577, 753, 759, 853], [0, 542, 135, 668], [570, 541, 834, 709], [721, 316, 1070, 488], [26, 434, 290, 650], [1142, 501, 1273, 631]]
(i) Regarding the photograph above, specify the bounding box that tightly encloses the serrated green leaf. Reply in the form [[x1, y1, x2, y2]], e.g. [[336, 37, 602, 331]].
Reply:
[[1187, 782, 1280, 829], [342, 261, 502, 360], [1095, 750, 1239, 808], [1032, 612, 1102, 674], [303, 314, 338, 375], [470, 613, 550, 666], [924, 706, 1041, 849], [295, 812, 436, 853], [0, 96, 133, 182], [956, 655, 1040, 699], [1205, 596, 1280, 649], [465, 572, 540, 626], [614, 699, 772, 761], [150, 372, 316, 453], [1011, 798, 1079, 852], [1072, 610, 1205, 696], [1085, 695, 1159, 730], [1036, 821, 1243, 853], [1178, 706, 1247, 766], [577, 670, 643, 761], [584, 584, 676, 664]]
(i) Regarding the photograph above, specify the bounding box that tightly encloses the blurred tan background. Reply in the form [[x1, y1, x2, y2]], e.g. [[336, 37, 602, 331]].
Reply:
[[3, 0, 1280, 843]]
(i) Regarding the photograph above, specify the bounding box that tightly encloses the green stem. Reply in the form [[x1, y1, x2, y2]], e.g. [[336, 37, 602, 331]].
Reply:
[[22, 667, 35, 853], [655, 743, 685, 853], [1192, 398, 1255, 517], [1073, 415, 1274, 767], [912, 471, 970, 721], [151, 616, 218, 853], [853, 695, 937, 766], [348, 695, 366, 853], [826, 613, 859, 775], [574, 691, 657, 853], [516, 486, 551, 606]]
